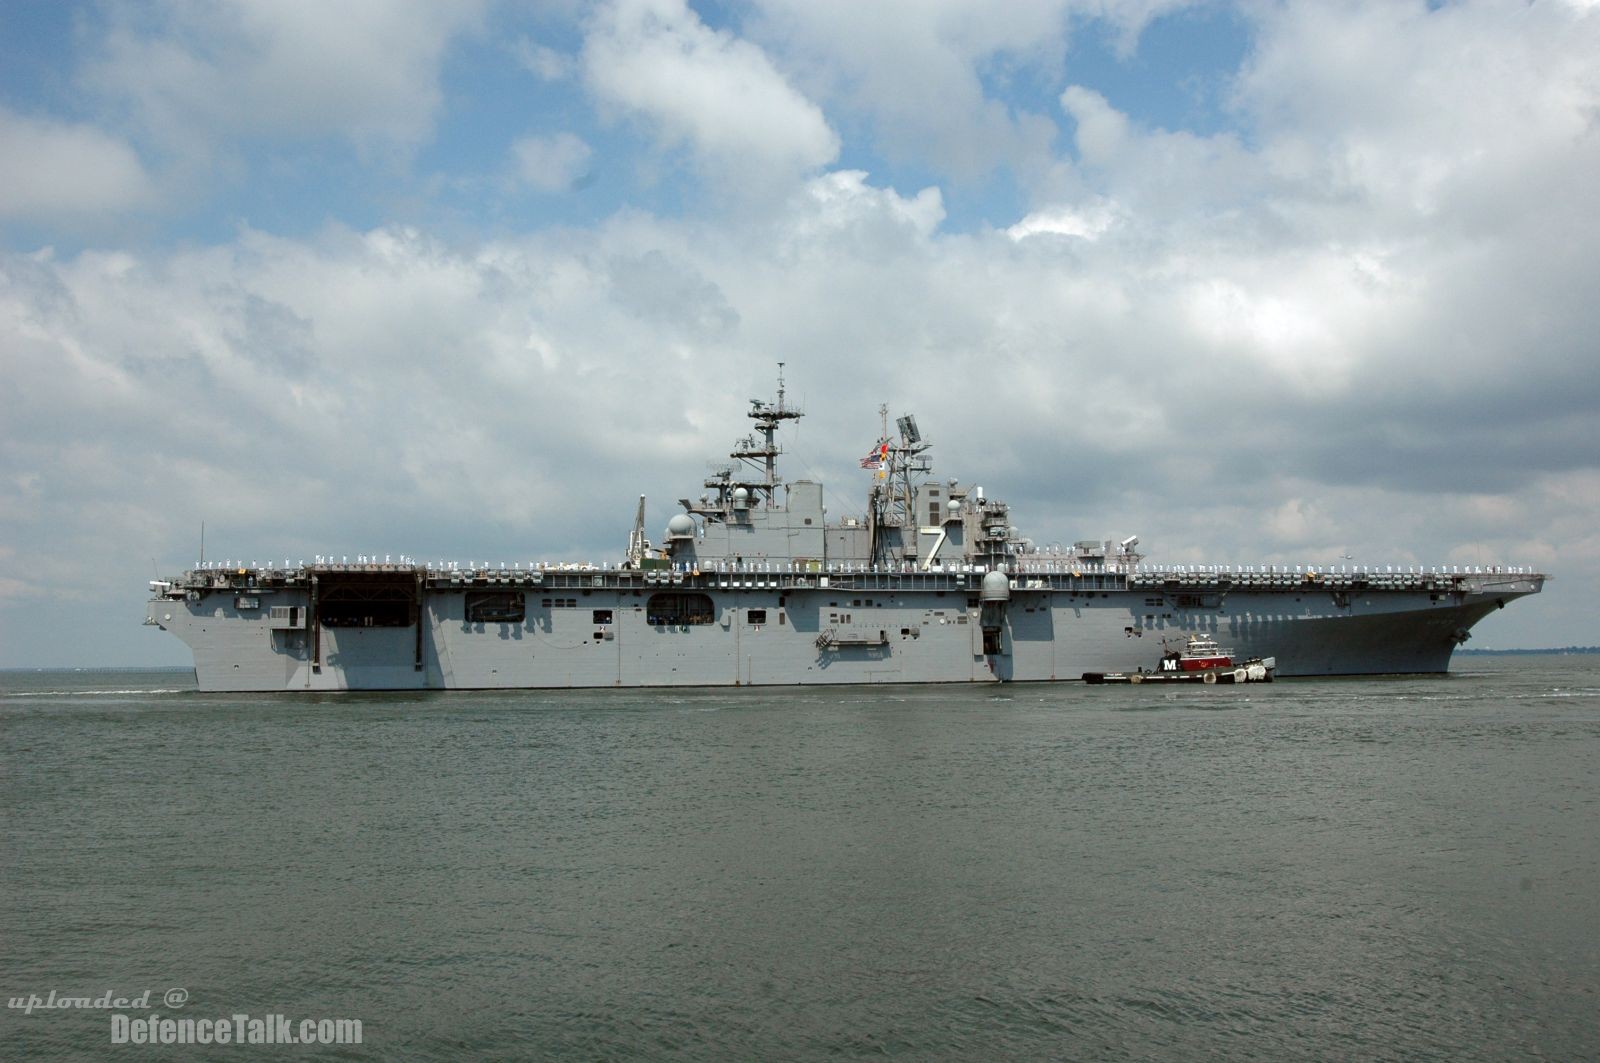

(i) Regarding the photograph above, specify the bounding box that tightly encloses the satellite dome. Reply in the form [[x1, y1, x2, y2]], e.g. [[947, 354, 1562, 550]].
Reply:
[[732, 487, 750, 510], [666, 514, 695, 539], [981, 569, 1011, 602]]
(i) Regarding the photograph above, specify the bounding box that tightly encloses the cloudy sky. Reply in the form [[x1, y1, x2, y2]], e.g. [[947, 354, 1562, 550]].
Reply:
[[2, 0, 1596, 666]]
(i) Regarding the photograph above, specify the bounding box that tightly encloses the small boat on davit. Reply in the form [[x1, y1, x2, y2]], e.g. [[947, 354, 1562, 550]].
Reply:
[[1083, 634, 1276, 685]]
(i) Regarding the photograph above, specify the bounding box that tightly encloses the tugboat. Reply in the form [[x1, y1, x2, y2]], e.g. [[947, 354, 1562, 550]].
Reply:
[[1083, 635, 1276, 685]]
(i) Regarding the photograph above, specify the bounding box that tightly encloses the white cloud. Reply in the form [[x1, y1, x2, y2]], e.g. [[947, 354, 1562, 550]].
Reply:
[[1006, 199, 1119, 240], [581, 0, 839, 190], [1019, 0, 1600, 398], [1174, 247, 1419, 394], [793, 170, 945, 241], [1235, 0, 1600, 228], [747, 0, 1063, 181], [83, 0, 489, 150], [1054, 85, 1264, 218], [511, 132, 593, 192], [742, 0, 1199, 183], [513, 37, 577, 81], [0, 108, 156, 219]]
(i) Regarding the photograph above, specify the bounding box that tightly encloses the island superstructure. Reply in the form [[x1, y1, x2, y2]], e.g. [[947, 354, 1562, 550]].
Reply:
[[146, 371, 1546, 691]]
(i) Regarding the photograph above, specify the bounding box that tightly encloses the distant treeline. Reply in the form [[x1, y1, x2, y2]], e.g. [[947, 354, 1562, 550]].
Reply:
[[1458, 647, 1599, 655]]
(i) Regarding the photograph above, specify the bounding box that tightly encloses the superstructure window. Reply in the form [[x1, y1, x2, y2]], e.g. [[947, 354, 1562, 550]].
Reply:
[[647, 592, 715, 626], [592, 609, 613, 625], [747, 609, 767, 624], [466, 591, 525, 623]]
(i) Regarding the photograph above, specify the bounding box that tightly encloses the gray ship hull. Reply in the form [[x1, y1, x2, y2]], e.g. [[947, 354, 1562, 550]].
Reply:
[[147, 567, 1541, 692]]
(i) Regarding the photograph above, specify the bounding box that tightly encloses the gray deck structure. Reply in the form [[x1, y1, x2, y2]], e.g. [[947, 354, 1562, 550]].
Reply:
[[147, 373, 1545, 691]]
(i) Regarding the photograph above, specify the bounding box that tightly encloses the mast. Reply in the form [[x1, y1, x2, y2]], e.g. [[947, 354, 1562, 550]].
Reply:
[[866, 404, 886, 562], [870, 413, 933, 566], [697, 363, 803, 516], [745, 361, 802, 502]]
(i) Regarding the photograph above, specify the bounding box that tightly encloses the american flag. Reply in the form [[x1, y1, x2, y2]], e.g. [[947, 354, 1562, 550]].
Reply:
[[860, 440, 889, 469]]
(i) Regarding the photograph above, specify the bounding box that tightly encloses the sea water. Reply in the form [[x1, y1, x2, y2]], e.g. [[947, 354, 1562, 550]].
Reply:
[[3, 657, 1597, 1059]]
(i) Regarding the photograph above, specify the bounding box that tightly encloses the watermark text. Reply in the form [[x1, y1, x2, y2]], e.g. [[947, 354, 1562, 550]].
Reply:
[[111, 1013, 363, 1046], [9, 990, 152, 1015]]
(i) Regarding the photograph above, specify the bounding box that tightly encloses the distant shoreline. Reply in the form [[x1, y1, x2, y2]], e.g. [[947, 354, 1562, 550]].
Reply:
[[1457, 647, 1599, 656]]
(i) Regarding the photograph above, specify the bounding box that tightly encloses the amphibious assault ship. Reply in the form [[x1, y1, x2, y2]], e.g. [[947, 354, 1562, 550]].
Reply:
[[146, 372, 1545, 691]]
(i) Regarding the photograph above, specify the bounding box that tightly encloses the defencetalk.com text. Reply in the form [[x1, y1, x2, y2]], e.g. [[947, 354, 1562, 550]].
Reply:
[[110, 1014, 362, 1046]]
